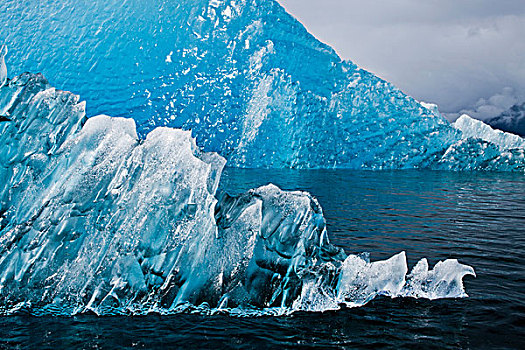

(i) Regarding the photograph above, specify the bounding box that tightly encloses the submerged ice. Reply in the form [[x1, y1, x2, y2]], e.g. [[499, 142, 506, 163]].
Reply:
[[2, 0, 524, 169], [0, 74, 475, 316]]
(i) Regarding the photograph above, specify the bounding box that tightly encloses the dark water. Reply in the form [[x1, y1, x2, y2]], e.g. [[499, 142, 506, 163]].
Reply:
[[1, 170, 524, 349]]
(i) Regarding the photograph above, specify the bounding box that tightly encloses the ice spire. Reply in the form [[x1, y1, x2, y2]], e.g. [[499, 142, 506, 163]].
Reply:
[[0, 45, 7, 87]]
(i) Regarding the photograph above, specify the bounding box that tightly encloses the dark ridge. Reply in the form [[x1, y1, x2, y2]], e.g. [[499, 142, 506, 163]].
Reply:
[[485, 102, 525, 137]]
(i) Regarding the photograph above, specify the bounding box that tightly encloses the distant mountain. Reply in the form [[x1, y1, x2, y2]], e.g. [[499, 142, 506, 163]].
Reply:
[[485, 103, 525, 137]]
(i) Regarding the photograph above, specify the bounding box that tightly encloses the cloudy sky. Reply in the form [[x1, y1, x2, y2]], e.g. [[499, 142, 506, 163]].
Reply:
[[278, 0, 525, 120]]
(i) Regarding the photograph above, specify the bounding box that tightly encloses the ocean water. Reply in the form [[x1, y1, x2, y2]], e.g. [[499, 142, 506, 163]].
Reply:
[[1, 169, 524, 349]]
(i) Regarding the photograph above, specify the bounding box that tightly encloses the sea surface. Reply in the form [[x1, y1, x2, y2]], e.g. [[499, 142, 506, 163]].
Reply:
[[1, 169, 524, 349]]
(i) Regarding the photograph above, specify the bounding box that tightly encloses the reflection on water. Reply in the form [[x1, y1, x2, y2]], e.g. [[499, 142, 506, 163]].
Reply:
[[1, 170, 524, 349]]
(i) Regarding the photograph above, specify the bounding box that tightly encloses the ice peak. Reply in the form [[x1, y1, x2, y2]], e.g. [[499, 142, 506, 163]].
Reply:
[[454, 114, 525, 150]]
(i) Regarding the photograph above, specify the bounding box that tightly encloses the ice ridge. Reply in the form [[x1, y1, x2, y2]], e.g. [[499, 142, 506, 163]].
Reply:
[[0, 73, 475, 316]]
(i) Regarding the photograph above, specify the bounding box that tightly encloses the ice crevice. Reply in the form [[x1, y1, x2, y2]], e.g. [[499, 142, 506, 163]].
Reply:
[[0, 73, 475, 316]]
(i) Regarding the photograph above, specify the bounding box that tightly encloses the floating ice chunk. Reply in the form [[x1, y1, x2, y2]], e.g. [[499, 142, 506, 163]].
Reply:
[[454, 114, 525, 150], [0, 74, 476, 316], [402, 258, 476, 299], [1, 72, 343, 314], [335, 253, 476, 304], [293, 251, 475, 311], [336, 252, 407, 305], [214, 184, 345, 309]]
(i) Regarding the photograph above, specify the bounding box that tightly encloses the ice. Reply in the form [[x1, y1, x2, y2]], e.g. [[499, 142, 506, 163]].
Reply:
[[436, 138, 525, 171], [0, 74, 476, 315], [430, 114, 525, 171], [292, 252, 475, 312], [2, 0, 524, 170], [0, 45, 6, 88], [0, 74, 226, 314], [454, 114, 525, 150], [402, 258, 476, 299], [214, 184, 346, 309], [336, 252, 408, 306]]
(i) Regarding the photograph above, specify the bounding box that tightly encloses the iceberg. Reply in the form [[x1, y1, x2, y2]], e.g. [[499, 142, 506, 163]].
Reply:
[[293, 252, 475, 312], [425, 115, 525, 171], [453, 114, 525, 150], [0, 73, 475, 316], [2, 0, 524, 169]]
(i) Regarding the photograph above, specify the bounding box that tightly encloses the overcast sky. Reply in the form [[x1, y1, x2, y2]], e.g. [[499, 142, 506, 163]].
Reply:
[[278, 0, 525, 120]]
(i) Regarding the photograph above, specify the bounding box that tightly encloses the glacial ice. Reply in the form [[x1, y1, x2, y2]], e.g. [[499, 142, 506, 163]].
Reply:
[[2, 0, 524, 169], [454, 114, 525, 150], [402, 258, 476, 300], [293, 252, 475, 312], [0, 45, 6, 88], [0, 73, 475, 316]]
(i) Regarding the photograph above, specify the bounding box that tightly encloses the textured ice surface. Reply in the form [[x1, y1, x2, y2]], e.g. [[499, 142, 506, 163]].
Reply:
[[435, 139, 525, 172], [402, 258, 476, 300], [2, 0, 523, 169], [454, 114, 525, 150], [426, 115, 525, 172], [0, 74, 474, 316], [294, 252, 475, 312], [0, 45, 6, 88]]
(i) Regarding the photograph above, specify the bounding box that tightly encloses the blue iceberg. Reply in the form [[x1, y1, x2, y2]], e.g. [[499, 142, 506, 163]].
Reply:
[[0, 74, 475, 316], [0, 0, 519, 317], [2, 0, 524, 169]]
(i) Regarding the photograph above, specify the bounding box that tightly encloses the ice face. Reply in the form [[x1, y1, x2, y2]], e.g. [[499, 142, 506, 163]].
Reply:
[[214, 184, 346, 309], [0, 74, 225, 314], [292, 252, 475, 312], [435, 138, 525, 171], [2, 0, 523, 170], [454, 114, 525, 150], [0, 45, 7, 88], [0, 75, 475, 316], [427, 114, 525, 171], [402, 258, 476, 300]]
